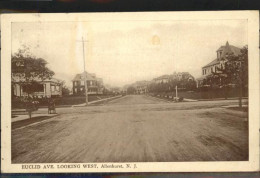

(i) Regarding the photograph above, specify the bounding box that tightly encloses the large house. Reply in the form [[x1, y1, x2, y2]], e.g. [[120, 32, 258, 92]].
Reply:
[[12, 77, 62, 98], [11, 58, 62, 98], [72, 72, 104, 95], [197, 41, 241, 87]]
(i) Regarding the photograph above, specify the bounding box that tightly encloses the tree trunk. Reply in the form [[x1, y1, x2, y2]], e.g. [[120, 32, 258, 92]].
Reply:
[[238, 85, 242, 108], [224, 86, 228, 100], [239, 96, 242, 108]]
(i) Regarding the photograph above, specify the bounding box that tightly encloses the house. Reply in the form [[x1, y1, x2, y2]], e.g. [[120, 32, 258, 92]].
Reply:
[[11, 53, 63, 98], [11, 57, 62, 98], [135, 81, 149, 94], [197, 41, 241, 87], [72, 71, 104, 95], [12, 76, 62, 98], [171, 72, 194, 81], [154, 75, 170, 84]]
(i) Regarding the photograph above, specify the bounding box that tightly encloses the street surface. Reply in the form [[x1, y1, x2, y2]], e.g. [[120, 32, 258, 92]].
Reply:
[[12, 95, 248, 163]]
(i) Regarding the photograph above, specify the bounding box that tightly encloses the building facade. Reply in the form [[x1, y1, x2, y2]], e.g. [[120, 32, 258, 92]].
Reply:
[[72, 72, 104, 95]]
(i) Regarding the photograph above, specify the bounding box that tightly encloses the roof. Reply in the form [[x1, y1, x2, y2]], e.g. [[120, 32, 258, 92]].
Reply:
[[72, 72, 97, 81], [203, 41, 241, 68], [202, 58, 220, 68], [218, 41, 241, 58], [155, 75, 170, 80], [12, 77, 62, 84]]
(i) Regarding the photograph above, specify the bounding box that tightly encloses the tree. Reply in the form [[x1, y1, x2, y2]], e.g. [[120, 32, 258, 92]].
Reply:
[[60, 81, 70, 96], [211, 46, 248, 108], [12, 45, 55, 96]]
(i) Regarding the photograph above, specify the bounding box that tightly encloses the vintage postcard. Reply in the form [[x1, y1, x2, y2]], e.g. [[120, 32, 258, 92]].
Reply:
[[1, 11, 259, 173]]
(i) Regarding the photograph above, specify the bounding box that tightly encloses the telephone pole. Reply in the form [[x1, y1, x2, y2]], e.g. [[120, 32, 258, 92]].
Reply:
[[77, 36, 88, 105]]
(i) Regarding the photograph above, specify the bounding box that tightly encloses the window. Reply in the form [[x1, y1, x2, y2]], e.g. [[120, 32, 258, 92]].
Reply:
[[74, 88, 77, 93], [51, 86, 55, 92], [90, 81, 92, 86], [218, 51, 222, 58], [16, 61, 24, 67], [81, 80, 84, 86]]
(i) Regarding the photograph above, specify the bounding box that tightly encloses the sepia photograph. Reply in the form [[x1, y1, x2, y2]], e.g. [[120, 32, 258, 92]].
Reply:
[[1, 11, 259, 172]]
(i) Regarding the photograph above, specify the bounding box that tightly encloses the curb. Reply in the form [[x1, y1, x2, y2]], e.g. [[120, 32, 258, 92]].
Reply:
[[72, 95, 123, 107]]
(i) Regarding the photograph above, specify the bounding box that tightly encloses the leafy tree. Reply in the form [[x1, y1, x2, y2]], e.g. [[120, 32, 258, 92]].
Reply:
[[12, 45, 55, 96], [60, 81, 70, 96], [148, 72, 197, 93]]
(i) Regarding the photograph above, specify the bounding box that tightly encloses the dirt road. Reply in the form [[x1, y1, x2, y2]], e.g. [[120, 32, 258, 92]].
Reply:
[[12, 95, 248, 163]]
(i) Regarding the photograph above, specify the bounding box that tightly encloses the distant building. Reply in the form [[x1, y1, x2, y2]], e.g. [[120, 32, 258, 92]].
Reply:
[[197, 41, 242, 87], [72, 72, 104, 95], [171, 72, 194, 81], [135, 81, 149, 94], [154, 75, 170, 84]]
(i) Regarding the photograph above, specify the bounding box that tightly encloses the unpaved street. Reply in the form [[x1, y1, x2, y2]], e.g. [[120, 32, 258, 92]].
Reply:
[[12, 95, 248, 163]]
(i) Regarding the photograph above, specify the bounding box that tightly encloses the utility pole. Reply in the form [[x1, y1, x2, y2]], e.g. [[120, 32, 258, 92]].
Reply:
[[176, 85, 178, 98], [77, 36, 88, 105]]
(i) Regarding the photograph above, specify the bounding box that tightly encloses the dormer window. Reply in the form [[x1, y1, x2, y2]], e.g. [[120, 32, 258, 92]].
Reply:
[[219, 51, 222, 58], [217, 50, 223, 59]]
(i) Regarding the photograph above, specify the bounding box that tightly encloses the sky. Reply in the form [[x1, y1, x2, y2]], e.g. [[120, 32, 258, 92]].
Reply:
[[12, 20, 247, 88]]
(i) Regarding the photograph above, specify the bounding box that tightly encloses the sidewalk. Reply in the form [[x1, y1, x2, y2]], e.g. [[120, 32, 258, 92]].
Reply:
[[12, 113, 58, 123], [147, 95, 198, 102], [72, 95, 123, 107], [197, 97, 248, 101], [221, 104, 248, 108]]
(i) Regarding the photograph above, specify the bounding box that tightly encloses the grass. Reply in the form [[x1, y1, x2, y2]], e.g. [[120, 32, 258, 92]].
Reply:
[[151, 89, 248, 100]]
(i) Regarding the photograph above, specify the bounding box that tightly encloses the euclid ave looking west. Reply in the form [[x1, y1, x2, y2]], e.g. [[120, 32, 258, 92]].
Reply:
[[11, 20, 248, 163]]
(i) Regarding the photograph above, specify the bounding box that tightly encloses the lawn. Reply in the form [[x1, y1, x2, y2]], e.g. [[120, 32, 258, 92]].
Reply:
[[151, 88, 248, 100]]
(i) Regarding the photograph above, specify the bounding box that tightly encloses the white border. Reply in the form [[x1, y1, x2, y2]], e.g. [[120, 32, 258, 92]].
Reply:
[[1, 11, 259, 173]]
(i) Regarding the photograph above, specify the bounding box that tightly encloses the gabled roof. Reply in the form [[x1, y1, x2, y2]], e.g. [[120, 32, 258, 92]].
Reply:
[[203, 41, 242, 68], [218, 41, 241, 58], [72, 72, 97, 81]]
